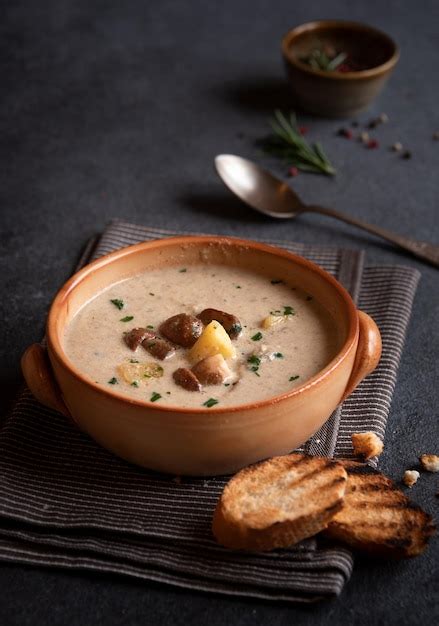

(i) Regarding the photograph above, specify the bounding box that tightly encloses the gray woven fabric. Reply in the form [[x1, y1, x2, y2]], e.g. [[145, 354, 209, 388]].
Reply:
[[0, 220, 420, 602]]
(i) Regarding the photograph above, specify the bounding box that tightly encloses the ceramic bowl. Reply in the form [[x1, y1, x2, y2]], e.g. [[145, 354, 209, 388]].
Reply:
[[21, 236, 381, 476], [282, 20, 399, 117]]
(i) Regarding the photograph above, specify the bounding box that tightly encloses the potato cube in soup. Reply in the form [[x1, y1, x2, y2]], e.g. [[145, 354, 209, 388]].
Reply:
[[188, 321, 236, 363], [261, 314, 285, 329]]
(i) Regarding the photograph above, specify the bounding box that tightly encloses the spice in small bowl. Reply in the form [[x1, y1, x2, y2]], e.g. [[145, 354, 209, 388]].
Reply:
[[282, 20, 399, 118]]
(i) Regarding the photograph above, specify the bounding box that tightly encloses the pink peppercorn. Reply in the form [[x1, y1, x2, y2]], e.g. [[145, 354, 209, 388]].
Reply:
[[288, 166, 299, 177], [299, 126, 309, 136], [367, 139, 379, 149], [337, 128, 353, 139]]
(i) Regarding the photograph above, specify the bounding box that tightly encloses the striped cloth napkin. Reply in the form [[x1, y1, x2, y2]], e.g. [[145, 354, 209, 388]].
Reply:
[[0, 221, 420, 602]]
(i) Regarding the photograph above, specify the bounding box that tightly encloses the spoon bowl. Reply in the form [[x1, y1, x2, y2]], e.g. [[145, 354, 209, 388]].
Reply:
[[215, 154, 303, 219]]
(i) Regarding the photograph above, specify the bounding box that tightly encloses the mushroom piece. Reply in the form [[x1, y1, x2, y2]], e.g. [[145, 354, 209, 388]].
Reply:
[[191, 353, 232, 385], [142, 337, 176, 360], [124, 328, 155, 351], [197, 309, 242, 339], [160, 313, 204, 347], [173, 367, 202, 392]]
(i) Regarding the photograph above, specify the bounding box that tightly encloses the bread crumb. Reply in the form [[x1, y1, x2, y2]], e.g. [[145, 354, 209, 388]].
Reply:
[[403, 470, 420, 488], [351, 432, 384, 460], [419, 454, 439, 473]]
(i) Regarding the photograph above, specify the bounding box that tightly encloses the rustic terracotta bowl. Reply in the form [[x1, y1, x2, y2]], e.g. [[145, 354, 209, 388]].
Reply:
[[21, 236, 381, 476], [282, 20, 399, 117]]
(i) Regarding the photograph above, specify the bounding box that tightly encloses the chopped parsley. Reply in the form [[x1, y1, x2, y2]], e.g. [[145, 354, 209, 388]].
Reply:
[[130, 359, 139, 363], [179, 268, 187, 273], [120, 315, 134, 322], [236, 285, 241, 289], [229, 322, 242, 336], [224, 383, 230, 387], [270, 279, 284, 285], [247, 355, 261, 366], [131, 381, 139, 387], [203, 398, 219, 408], [166, 391, 171, 395], [289, 375, 300, 381], [110, 298, 124, 310], [251, 332, 263, 341], [247, 355, 261, 376], [146, 324, 154, 329], [150, 392, 162, 402], [149, 292, 155, 296], [274, 352, 284, 359], [283, 306, 296, 316], [108, 377, 118, 385]]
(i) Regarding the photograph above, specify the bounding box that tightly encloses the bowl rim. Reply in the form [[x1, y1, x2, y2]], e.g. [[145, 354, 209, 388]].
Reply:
[[47, 235, 359, 415], [281, 19, 400, 80]]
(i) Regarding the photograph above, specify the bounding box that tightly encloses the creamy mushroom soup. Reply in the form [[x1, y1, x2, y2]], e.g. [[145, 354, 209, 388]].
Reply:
[[63, 264, 343, 408]]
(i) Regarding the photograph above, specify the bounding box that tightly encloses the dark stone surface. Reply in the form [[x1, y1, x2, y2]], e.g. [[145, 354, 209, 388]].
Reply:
[[1, 0, 438, 623]]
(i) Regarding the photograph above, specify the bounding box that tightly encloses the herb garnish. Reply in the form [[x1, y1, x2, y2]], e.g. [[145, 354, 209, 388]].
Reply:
[[179, 268, 187, 273], [247, 355, 261, 376], [120, 316, 134, 322], [251, 332, 263, 341], [302, 49, 348, 72], [203, 398, 219, 408], [247, 355, 261, 367], [274, 352, 284, 359], [108, 377, 118, 385], [236, 285, 241, 289], [110, 298, 124, 310], [150, 392, 161, 402], [260, 110, 336, 176], [149, 292, 155, 296], [283, 306, 295, 316], [147, 324, 154, 329], [131, 381, 139, 387], [224, 383, 230, 387], [230, 322, 242, 336], [289, 375, 300, 382], [130, 359, 139, 363]]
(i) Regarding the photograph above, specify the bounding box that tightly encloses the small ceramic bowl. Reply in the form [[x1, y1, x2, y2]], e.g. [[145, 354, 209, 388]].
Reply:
[[282, 20, 399, 117], [21, 236, 381, 476]]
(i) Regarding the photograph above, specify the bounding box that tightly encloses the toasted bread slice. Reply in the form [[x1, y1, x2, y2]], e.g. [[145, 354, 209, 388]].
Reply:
[[324, 461, 436, 557], [212, 454, 347, 551]]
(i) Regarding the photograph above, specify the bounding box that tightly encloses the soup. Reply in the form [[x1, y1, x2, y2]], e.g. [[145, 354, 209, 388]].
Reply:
[[63, 263, 342, 408]]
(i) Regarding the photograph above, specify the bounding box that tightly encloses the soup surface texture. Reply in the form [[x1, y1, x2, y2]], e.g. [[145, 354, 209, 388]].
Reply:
[[63, 264, 342, 408]]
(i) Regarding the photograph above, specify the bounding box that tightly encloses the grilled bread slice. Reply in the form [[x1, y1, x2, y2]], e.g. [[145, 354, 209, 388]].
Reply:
[[324, 461, 436, 557], [212, 453, 347, 551]]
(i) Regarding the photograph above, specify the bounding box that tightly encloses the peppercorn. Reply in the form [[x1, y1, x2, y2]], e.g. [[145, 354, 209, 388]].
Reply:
[[337, 128, 353, 139], [367, 139, 379, 149]]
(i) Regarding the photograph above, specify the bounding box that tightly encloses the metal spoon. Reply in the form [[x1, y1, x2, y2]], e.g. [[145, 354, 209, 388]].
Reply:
[[215, 154, 439, 267]]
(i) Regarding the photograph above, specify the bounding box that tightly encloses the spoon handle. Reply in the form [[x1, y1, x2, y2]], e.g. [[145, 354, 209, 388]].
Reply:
[[306, 205, 439, 268]]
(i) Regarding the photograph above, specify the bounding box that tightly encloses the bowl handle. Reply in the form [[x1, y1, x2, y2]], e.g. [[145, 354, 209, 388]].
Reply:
[[21, 343, 71, 417], [341, 310, 382, 402]]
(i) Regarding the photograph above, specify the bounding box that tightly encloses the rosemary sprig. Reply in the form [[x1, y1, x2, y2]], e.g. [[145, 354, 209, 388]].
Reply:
[[305, 49, 347, 72], [261, 110, 336, 176]]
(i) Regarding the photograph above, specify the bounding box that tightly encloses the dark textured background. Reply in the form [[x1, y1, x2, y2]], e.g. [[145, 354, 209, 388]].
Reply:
[[1, 0, 438, 624]]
